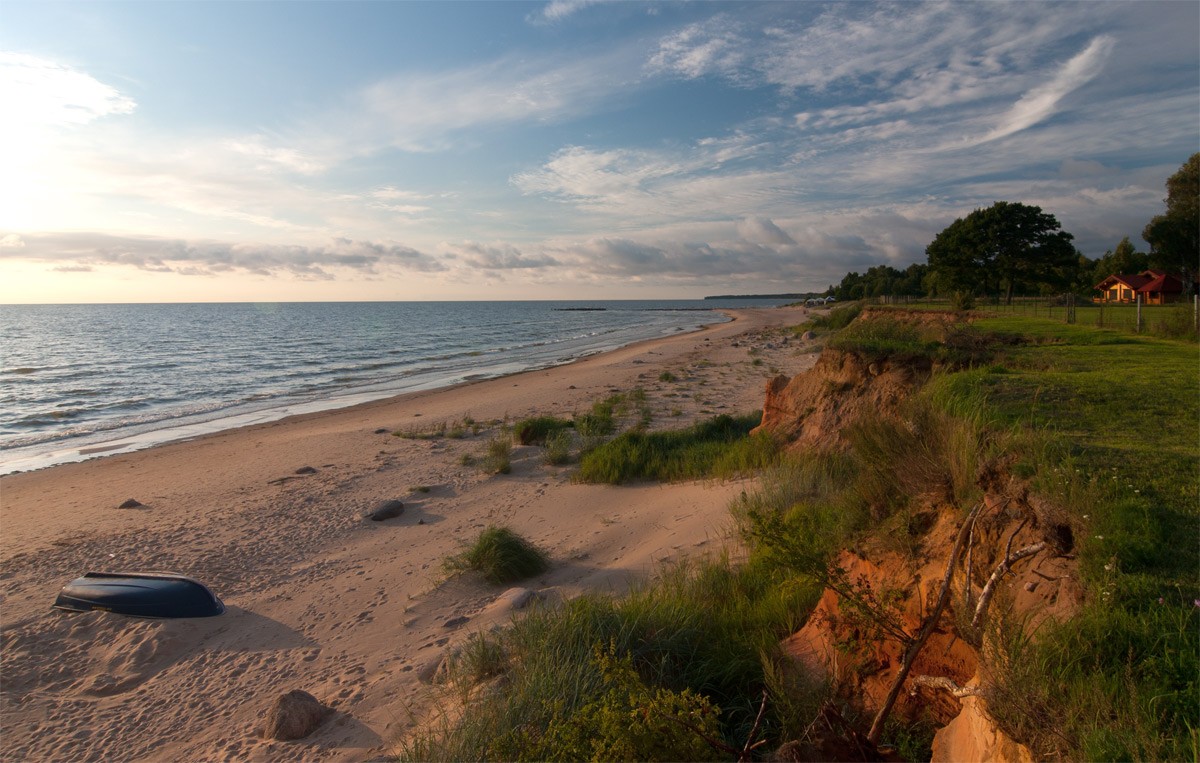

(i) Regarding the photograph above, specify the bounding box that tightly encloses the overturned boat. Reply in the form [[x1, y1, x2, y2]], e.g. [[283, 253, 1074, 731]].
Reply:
[[53, 572, 225, 618]]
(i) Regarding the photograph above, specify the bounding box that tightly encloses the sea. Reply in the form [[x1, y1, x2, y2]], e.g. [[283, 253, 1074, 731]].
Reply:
[[0, 299, 789, 475]]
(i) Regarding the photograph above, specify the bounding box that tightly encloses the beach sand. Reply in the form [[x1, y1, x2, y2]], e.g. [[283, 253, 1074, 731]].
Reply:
[[0, 306, 816, 762]]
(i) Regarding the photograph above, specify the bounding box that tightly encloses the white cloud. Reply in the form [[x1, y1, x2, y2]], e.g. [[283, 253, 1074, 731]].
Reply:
[[533, 0, 605, 24], [976, 35, 1116, 145], [0, 51, 135, 129]]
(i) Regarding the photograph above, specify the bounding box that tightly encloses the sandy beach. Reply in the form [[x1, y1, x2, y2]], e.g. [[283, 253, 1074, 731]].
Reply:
[[0, 306, 815, 762]]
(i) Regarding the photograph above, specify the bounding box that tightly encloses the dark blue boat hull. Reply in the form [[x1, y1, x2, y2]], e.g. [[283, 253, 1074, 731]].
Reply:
[[53, 572, 225, 618]]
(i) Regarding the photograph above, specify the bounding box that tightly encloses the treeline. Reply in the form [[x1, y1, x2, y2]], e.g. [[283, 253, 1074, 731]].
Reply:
[[827, 153, 1198, 303]]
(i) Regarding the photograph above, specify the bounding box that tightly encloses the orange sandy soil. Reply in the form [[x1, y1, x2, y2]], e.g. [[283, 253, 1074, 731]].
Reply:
[[1, 306, 820, 762]]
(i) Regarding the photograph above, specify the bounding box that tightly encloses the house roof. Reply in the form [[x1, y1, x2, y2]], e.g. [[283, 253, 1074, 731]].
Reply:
[[1094, 270, 1184, 293], [1139, 272, 1184, 293]]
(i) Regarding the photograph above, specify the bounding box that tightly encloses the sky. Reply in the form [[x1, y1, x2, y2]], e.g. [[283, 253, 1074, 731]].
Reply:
[[0, 1, 1197, 303]]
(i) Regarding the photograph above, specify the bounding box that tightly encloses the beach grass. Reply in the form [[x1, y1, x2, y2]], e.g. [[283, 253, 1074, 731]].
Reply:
[[575, 412, 774, 484], [443, 526, 549, 585]]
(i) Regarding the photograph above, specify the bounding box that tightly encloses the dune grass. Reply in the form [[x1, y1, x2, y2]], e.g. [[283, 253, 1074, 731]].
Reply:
[[443, 526, 549, 585], [575, 412, 775, 484]]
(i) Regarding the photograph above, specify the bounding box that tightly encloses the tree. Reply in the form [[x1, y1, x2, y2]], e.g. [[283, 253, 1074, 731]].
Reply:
[[926, 201, 1078, 304], [1088, 236, 1149, 291], [1142, 153, 1199, 286]]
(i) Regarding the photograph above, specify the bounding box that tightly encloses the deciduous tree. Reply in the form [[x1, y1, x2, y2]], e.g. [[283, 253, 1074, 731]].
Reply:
[[1142, 153, 1199, 286], [926, 201, 1078, 304]]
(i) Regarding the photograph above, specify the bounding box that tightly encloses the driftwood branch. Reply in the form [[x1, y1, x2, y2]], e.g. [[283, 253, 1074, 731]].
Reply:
[[909, 675, 983, 698], [866, 501, 984, 744], [971, 541, 1046, 630]]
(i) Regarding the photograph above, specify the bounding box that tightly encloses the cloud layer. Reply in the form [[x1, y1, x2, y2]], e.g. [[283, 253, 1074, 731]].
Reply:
[[1, 1, 1196, 300]]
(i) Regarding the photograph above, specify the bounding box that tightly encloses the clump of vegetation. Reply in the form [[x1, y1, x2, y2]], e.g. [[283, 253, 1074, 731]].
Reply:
[[543, 429, 572, 466], [950, 290, 975, 311], [658, 370, 678, 383], [576, 413, 774, 484], [513, 415, 571, 445], [394, 415, 479, 440], [524, 644, 724, 762], [443, 526, 549, 585], [805, 301, 863, 331], [400, 555, 818, 762], [482, 434, 513, 474]]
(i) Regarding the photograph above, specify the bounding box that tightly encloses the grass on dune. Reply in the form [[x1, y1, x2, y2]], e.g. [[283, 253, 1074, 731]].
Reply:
[[575, 412, 776, 484], [443, 526, 549, 585]]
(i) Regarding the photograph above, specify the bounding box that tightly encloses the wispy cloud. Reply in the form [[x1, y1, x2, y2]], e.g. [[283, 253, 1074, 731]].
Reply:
[[2, 232, 446, 279], [975, 35, 1116, 145], [532, 0, 606, 24]]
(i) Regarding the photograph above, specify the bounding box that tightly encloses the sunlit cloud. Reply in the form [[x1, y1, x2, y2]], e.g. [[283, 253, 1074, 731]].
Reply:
[[0, 51, 135, 129]]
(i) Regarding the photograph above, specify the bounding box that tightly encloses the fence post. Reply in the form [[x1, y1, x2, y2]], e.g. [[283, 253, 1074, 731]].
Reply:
[[1136, 294, 1142, 333]]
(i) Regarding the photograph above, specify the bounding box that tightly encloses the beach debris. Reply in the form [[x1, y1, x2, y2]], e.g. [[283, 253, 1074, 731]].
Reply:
[[366, 500, 405, 522], [117, 498, 144, 509], [260, 689, 331, 740], [373, 427, 389, 434], [294, 466, 318, 475]]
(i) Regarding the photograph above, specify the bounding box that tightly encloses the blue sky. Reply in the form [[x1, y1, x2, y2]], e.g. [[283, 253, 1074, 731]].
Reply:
[[1, 0, 1197, 302]]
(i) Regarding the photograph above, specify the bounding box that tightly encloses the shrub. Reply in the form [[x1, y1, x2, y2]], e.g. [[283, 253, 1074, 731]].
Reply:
[[444, 526, 550, 584], [528, 644, 724, 762], [950, 290, 976, 311], [658, 370, 678, 383]]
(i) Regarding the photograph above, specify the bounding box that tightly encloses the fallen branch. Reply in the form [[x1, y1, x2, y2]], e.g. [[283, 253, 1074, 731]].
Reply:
[[971, 540, 1046, 630], [909, 675, 983, 698], [866, 501, 984, 744]]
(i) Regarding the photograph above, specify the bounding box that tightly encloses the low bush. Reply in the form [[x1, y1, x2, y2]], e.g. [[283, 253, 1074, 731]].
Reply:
[[443, 526, 549, 584]]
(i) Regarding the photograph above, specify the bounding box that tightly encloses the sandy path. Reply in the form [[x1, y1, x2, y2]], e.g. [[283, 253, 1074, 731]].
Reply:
[[0, 306, 817, 762]]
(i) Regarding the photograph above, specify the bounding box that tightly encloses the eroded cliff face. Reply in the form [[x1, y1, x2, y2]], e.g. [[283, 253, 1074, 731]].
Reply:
[[761, 312, 1082, 762], [756, 349, 929, 451]]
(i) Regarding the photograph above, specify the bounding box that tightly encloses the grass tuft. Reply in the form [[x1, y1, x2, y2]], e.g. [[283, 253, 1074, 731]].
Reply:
[[443, 526, 550, 585]]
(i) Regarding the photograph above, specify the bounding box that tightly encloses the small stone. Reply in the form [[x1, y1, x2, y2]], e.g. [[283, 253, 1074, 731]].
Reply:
[[374, 428, 389, 434], [294, 466, 318, 475], [443, 615, 470, 629], [1024, 581, 1038, 592], [117, 498, 144, 509]]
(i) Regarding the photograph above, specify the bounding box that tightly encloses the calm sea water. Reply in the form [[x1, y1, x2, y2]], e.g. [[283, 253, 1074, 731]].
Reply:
[[0, 300, 786, 474]]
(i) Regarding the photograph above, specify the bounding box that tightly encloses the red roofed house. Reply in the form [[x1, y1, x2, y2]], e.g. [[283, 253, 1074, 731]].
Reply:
[[1094, 270, 1186, 304]]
